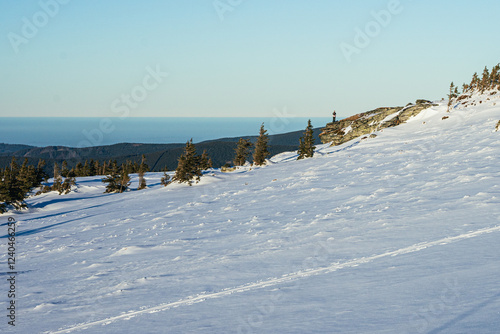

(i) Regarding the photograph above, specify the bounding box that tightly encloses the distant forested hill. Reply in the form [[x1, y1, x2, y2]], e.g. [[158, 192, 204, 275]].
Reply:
[[0, 128, 324, 175], [0, 143, 35, 155]]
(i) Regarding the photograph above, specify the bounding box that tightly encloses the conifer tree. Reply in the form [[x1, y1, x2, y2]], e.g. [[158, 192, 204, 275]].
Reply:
[[67, 168, 76, 178], [35, 160, 51, 194], [118, 164, 131, 193], [83, 160, 91, 176], [75, 162, 83, 176], [490, 64, 500, 90], [233, 138, 253, 166], [61, 160, 69, 177], [447, 82, 458, 112], [52, 162, 63, 193], [60, 176, 76, 194], [470, 72, 479, 91], [88, 159, 97, 176], [102, 161, 122, 193], [172, 139, 202, 185], [94, 160, 101, 175], [0, 157, 42, 212], [101, 161, 108, 176], [0, 169, 9, 213], [199, 150, 212, 170], [480, 66, 490, 93], [253, 123, 270, 166], [161, 172, 170, 186], [36, 159, 48, 185], [462, 83, 469, 93], [0, 164, 23, 212], [17, 159, 38, 196], [137, 155, 148, 190], [297, 119, 316, 160]]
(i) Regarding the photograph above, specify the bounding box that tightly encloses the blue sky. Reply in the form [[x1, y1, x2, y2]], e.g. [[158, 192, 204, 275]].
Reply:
[[1, 0, 499, 118]]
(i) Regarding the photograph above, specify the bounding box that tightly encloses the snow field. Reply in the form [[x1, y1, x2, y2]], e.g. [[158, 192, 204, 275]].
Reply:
[[1, 96, 499, 333]]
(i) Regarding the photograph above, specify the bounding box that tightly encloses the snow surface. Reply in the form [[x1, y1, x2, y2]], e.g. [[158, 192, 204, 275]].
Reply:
[[1, 97, 500, 333]]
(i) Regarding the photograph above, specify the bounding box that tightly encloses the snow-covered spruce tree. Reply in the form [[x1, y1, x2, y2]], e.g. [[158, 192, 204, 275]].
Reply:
[[252, 123, 270, 166], [172, 139, 202, 186], [233, 138, 253, 166], [137, 154, 149, 190], [297, 119, 316, 160]]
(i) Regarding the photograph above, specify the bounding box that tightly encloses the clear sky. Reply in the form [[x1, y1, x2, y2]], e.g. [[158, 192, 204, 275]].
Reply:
[[1, 0, 499, 118]]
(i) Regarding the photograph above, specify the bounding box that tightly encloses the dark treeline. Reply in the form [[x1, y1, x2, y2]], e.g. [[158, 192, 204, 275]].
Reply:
[[0, 127, 326, 174]]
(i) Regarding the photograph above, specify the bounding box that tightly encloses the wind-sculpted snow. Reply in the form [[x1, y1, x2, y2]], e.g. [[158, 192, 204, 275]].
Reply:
[[1, 96, 500, 333], [49, 225, 500, 333]]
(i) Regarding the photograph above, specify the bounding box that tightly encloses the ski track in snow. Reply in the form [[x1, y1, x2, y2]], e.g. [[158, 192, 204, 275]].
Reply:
[[49, 224, 500, 334]]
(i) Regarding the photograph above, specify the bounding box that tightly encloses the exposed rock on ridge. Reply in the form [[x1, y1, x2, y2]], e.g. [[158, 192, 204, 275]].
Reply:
[[319, 100, 436, 145]]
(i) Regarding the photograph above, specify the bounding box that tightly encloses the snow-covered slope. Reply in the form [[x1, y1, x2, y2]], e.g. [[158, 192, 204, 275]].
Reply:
[[2, 96, 500, 333]]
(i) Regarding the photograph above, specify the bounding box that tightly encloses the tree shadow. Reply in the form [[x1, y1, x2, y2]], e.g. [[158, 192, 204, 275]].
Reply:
[[0, 212, 101, 239], [427, 290, 500, 334]]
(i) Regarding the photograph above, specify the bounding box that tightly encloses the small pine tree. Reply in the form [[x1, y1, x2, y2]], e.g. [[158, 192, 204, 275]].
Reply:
[[35, 159, 48, 185], [470, 72, 480, 91], [0, 169, 9, 213], [94, 160, 101, 175], [137, 155, 148, 190], [88, 159, 97, 176], [490, 64, 500, 90], [172, 139, 202, 185], [161, 172, 170, 186], [102, 161, 122, 193], [462, 83, 469, 93], [118, 165, 131, 193], [60, 176, 76, 194], [447, 82, 458, 112], [199, 150, 213, 170], [0, 157, 43, 212], [480, 66, 490, 93], [52, 162, 63, 193], [233, 138, 253, 166], [253, 123, 270, 166], [297, 119, 316, 160], [61, 160, 69, 177], [75, 162, 83, 177]]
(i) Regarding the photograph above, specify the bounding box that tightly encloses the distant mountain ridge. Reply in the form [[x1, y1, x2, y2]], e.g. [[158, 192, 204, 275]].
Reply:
[[0, 128, 325, 174]]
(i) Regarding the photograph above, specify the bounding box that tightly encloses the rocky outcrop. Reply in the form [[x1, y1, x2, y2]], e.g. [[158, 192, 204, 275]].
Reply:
[[319, 100, 436, 145]]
